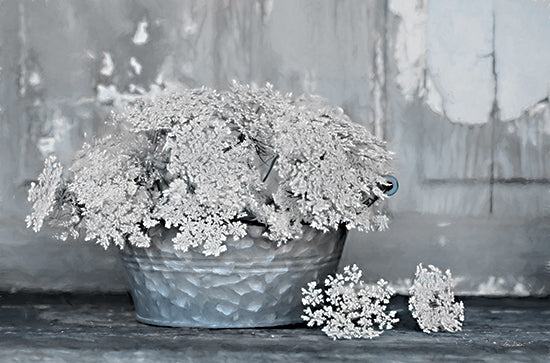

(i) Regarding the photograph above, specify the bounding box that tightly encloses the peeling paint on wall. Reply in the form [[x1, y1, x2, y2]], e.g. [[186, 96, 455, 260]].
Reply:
[[372, 36, 386, 139], [17, 1, 27, 96], [389, 0, 550, 125], [132, 18, 149, 45], [37, 112, 74, 157], [255, 0, 274, 23], [96, 82, 165, 109], [100, 52, 114, 77], [426, 0, 494, 125], [388, 0, 429, 103], [388, 273, 535, 296], [476, 276, 531, 297], [28, 71, 41, 87], [495, 0, 550, 121], [129, 57, 142, 75], [389, 0, 493, 124]]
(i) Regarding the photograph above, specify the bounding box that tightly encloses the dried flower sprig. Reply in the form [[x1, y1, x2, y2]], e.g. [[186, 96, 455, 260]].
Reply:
[[26, 156, 64, 233], [26, 83, 392, 256], [302, 264, 399, 340], [408, 264, 465, 333]]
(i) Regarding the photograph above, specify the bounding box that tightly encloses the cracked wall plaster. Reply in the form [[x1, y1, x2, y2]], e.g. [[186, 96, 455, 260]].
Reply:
[[132, 18, 149, 45], [495, 0, 550, 121], [390, 0, 550, 124]]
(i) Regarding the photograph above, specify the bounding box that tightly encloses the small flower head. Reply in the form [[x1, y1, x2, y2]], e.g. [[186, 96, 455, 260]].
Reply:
[[26, 156, 64, 232], [408, 263, 465, 333], [302, 264, 398, 340]]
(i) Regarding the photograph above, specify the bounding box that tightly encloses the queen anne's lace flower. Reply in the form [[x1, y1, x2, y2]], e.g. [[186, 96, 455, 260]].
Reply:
[[408, 264, 465, 333], [302, 265, 398, 340], [67, 134, 158, 249], [26, 156, 64, 232], [26, 83, 392, 256]]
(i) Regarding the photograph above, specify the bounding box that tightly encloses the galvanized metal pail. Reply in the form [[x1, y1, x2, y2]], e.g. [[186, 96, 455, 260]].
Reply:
[[120, 225, 346, 328]]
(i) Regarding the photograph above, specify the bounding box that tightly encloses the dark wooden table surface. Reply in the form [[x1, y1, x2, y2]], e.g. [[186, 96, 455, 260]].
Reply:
[[0, 293, 548, 362]]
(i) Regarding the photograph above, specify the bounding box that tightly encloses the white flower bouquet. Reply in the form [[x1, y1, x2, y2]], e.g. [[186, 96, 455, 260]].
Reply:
[[26, 83, 393, 257]]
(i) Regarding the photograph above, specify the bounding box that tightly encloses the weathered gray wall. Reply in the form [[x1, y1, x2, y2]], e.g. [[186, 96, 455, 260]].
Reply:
[[0, 0, 548, 295]]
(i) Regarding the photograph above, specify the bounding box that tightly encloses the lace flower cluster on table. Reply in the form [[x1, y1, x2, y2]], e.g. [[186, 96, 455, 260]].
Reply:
[[302, 264, 398, 340], [408, 264, 465, 333], [26, 83, 392, 256]]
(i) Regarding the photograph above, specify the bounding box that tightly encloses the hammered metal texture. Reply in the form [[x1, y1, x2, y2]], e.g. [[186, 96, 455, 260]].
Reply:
[[120, 226, 346, 328]]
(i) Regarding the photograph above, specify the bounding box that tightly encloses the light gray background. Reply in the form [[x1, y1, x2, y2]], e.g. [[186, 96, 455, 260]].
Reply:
[[1, 0, 549, 295]]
